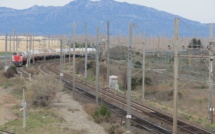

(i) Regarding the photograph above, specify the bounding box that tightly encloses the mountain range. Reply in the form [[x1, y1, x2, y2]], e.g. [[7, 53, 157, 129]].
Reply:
[[0, 0, 214, 37]]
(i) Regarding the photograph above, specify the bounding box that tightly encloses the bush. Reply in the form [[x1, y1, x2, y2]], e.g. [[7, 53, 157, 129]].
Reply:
[[93, 104, 111, 123], [132, 76, 152, 89], [3, 65, 17, 78], [105, 124, 125, 134], [27, 74, 63, 107], [134, 61, 142, 68], [132, 77, 141, 89], [76, 60, 85, 74], [110, 46, 128, 60], [188, 38, 203, 49], [87, 61, 94, 70], [145, 77, 152, 86]]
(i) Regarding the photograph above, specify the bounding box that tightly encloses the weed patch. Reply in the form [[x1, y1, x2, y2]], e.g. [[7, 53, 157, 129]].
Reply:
[[27, 74, 63, 107], [0, 109, 66, 134], [3, 66, 17, 78]]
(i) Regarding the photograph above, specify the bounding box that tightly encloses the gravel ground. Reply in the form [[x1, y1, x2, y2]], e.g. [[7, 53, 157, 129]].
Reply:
[[51, 91, 107, 134], [0, 88, 17, 124]]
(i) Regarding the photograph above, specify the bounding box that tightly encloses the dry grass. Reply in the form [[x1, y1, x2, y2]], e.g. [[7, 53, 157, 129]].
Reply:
[[25, 66, 39, 75], [83, 103, 97, 116], [26, 73, 63, 107], [132, 72, 214, 128], [102, 122, 126, 134]]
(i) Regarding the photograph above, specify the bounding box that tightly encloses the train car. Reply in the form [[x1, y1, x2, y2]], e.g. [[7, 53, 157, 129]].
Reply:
[[12, 48, 96, 67], [12, 52, 23, 67]]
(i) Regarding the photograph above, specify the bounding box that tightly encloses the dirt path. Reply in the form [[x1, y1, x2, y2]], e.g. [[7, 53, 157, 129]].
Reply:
[[0, 88, 17, 124], [51, 91, 107, 134]]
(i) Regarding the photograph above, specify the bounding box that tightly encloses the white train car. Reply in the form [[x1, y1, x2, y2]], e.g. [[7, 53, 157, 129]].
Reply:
[[12, 48, 96, 66]]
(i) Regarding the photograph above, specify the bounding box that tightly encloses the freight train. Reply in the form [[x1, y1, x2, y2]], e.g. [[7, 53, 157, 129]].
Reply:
[[12, 48, 96, 67]]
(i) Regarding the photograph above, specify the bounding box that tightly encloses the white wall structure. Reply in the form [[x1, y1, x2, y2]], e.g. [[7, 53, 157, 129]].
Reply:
[[109, 75, 119, 91]]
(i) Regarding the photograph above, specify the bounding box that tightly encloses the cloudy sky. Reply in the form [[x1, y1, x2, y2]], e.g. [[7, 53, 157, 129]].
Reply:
[[0, 0, 214, 23]]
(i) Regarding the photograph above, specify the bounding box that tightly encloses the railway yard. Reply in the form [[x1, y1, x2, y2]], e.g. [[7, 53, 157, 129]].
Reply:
[[1, 47, 215, 134], [0, 22, 215, 134]]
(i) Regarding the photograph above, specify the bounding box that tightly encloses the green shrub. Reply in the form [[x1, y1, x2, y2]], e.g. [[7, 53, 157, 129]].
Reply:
[[93, 105, 111, 123], [76, 60, 85, 74], [134, 61, 142, 68], [145, 77, 152, 86], [132, 77, 141, 89], [132, 76, 152, 89], [3, 65, 17, 78]]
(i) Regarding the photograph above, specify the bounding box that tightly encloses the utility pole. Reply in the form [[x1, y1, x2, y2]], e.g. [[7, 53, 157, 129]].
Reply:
[[106, 21, 110, 86], [69, 33, 71, 68], [157, 37, 160, 57], [26, 36, 28, 51], [96, 27, 100, 106], [73, 22, 76, 100], [33, 36, 35, 64], [0, 101, 4, 126], [26, 36, 29, 68], [21, 88, 26, 129], [43, 38, 46, 62], [63, 41, 65, 68], [4, 34, 8, 72], [173, 18, 179, 134], [60, 40, 63, 81], [208, 23, 214, 123], [48, 36, 50, 48], [142, 33, 146, 101], [9, 35, 11, 66], [16, 35, 18, 52], [13, 29, 15, 52], [29, 36, 32, 67], [9, 35, 11, 53], [85, 23, 88, 79], [126, 23, 132, 133]]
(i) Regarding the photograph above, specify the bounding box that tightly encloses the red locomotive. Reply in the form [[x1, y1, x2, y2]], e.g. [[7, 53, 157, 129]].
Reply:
[[12, 52, 23, 67]]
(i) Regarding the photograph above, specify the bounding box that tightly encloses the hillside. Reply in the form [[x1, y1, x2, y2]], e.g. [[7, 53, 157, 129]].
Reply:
[[0, 0, 214, 36]]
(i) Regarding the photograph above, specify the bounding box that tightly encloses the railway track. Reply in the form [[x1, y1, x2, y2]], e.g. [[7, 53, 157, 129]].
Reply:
[[24, 60, 214, 134], [38, 62, 172, 133]]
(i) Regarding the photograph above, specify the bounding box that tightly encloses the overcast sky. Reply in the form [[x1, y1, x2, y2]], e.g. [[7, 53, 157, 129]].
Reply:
[[0, 0, 214, 23]]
